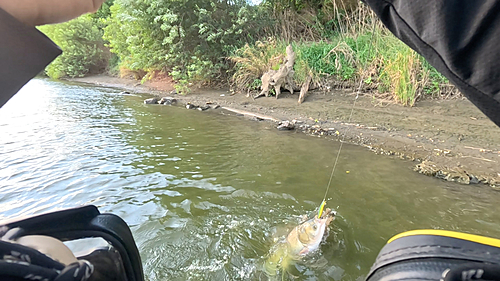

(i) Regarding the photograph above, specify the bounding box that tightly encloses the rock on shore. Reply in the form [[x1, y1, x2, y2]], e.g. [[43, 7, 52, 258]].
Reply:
[[144, 98, 158, 104]]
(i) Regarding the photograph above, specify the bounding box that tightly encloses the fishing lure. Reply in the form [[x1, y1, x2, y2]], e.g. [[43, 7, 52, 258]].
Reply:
[[317, 200, 326, 218]]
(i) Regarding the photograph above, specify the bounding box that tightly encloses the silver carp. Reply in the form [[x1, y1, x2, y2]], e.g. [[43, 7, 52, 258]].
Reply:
[[285, 208, 336, 258], [264, 208, 336, 277]]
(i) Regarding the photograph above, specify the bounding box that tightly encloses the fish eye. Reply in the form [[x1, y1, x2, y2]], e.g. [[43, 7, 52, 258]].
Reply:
[[313, 224, 317, 230]]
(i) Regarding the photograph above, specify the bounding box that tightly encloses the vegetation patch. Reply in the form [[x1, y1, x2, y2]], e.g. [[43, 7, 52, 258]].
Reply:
[[38, 0, 459, 104], [230, 4, 458, 105]]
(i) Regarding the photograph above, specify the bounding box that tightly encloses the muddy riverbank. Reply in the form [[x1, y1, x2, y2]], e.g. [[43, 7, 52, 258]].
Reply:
[[69, 75, 500, 187]]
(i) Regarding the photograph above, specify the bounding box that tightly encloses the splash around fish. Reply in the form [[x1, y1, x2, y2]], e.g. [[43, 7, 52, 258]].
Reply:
[[263, 208, 336, 278]]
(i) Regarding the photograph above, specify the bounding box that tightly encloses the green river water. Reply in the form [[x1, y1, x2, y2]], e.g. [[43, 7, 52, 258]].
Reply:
[[1, 79, 500, 280]]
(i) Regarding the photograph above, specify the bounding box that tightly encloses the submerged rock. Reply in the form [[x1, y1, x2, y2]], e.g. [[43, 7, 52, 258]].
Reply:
[[159, 97, 177, 105], [277, 120, 295, 130], [414, 160, 439, 176], [414, 160, 484, 185], [197, 105, 210, 111], [144, 98, 158, 104], [444, 170, 471, 185]]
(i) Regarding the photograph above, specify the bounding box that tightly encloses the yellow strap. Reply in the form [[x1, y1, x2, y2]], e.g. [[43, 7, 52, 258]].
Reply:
[[388, 229, 500, 248]]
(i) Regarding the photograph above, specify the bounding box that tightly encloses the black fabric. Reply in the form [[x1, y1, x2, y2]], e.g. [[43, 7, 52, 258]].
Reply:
[[0, 7, 61, 108], [55, 260, 94, 281], [0, 240, 64, 270], [363, 0, 500, 128], [0, 240, 94, 281], [367, 234, 500, 278], [367, 259, 500, 281], [367, 258, 482, 281]]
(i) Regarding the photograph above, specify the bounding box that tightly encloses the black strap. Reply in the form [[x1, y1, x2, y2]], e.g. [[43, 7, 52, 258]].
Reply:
[[443, 263, 500, 281]]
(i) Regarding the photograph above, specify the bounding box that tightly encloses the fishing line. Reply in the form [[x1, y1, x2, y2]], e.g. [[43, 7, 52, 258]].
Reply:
[[318, 15, 377, 218], [317, 90, 359, 218], [321, 90, 359, 203]]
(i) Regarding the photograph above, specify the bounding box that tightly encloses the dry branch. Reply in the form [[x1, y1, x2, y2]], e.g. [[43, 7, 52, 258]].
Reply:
[[298, 74, 312, 104]]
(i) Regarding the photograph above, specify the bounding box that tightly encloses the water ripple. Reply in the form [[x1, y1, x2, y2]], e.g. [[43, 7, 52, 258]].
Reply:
[[2, 79, 500, 280]]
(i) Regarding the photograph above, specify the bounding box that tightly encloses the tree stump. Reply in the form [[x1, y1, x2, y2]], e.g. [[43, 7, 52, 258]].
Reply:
[[258, 44, 296, 99], [256, 44, 311, 104], [260, 70, 277, 97]]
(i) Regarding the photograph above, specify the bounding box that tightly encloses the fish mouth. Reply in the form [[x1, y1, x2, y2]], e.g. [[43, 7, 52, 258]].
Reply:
[[317, 208, 336, 228], [318, 208, 336, 220]]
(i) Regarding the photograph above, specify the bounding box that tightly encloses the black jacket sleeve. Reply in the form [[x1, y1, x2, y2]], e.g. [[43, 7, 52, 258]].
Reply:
[[0, 8, 61, 108], [363, 0, 500, 128]]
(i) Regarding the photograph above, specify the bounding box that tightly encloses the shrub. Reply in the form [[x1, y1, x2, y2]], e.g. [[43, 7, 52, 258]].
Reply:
[[103, 0, 271, 92]]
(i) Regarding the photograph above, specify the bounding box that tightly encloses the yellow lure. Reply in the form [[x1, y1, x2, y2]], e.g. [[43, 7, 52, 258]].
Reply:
[[317, 200, 326, 218]]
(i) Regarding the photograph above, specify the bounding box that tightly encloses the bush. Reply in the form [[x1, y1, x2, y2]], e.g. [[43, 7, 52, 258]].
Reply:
[[103, 0, 271, 91], [38, 15, 108, 79]]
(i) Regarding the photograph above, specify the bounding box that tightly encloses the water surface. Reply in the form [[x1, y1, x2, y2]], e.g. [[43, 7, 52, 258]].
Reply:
[[1, 79, 500, 280]]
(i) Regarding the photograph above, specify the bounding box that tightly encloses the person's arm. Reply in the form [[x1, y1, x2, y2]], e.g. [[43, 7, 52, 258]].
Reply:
[[363, 0, 500, 128], [0, 0, 105, 26]]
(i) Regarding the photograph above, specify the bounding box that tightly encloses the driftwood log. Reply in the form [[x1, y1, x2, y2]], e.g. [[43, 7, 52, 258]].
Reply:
[[256, 44, 312, 104]]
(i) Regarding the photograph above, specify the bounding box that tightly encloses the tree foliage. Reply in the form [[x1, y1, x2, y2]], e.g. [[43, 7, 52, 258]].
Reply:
[[38, 0, 353, 84], [39, 15, 107, 79], [104, 0, 270, 87]]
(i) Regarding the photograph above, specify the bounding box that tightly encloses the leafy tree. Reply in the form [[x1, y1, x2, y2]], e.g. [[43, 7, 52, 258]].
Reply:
[[104, 0, 270, 89], [39, 15, 108, 79]]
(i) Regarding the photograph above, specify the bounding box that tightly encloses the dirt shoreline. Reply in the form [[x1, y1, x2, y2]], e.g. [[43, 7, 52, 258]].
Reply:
[[68, 74, 500, 188]]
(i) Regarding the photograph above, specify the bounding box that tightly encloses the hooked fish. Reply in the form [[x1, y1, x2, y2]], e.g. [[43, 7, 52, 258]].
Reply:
[[285, 208, 335, 258], [263, 208, 336, 277]]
